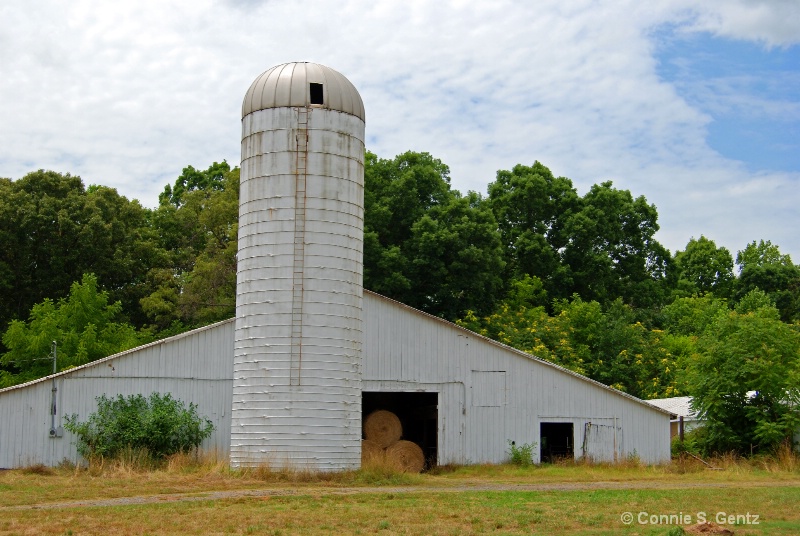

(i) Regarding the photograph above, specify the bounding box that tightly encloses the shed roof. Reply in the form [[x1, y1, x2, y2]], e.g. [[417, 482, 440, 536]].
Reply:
[[646, 396, 698, 419], [242, 62, 365, 121]]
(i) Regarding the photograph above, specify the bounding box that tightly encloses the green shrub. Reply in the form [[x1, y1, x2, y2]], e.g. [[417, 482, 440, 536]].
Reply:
[[507, 440, 536, 466], [64, 393, 214, 460], [670, 428, 704, 458]]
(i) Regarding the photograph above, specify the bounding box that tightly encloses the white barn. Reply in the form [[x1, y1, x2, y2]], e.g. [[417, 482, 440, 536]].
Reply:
[[0, 290, 670, 468], [0, 62, 670, 469]]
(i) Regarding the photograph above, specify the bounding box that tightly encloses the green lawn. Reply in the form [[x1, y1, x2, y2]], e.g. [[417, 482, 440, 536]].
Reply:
[[1, 460, 798, 535]]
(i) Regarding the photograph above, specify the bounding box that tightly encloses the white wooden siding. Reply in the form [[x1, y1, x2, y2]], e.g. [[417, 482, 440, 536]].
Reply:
[[0, 292, 669, 468], [361, 291, 670, 465], [0, 320, 234, 468]]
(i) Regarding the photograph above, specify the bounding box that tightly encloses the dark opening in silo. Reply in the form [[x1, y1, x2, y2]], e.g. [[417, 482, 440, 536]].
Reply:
[[310, 83, 324, 105]]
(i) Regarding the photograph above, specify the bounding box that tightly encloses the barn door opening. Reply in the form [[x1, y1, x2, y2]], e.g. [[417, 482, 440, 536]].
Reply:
[[362, 391, 438, 469], [540, 422, 574, 463]]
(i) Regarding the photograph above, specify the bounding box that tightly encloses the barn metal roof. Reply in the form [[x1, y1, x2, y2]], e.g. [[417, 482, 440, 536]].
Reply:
[[362, 290, 673, 417], [242, 62, 365, 121], [0, 292, 671, 418]]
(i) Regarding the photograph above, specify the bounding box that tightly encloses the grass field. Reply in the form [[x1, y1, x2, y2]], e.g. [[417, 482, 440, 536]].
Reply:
[[1, 455, 799, 535]]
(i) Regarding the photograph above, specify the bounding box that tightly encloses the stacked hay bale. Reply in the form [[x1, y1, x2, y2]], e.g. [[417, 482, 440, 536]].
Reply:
[[362, 410, 425, 473]]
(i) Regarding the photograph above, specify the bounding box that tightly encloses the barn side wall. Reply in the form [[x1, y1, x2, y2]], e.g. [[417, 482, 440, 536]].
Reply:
[[0, 293, 670, 468], [362, 292, 671, 465], [0, 320, 234, 468]]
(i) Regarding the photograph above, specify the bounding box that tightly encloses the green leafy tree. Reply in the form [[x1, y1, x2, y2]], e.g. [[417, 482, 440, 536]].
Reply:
[[736, 240, 793, 271], [661, 294, 729, 337], [734, 241, 799, 323], [487, 165, 670, 309], [404, 192, 505, 319], [0, 171, 158, 332], [64, 392, 214, 459], [503, 274, 548, 310], [736, 264, 800, 323], [159, 161, 231, 207], [487, 162, 579, 291], [674, 236, 734, 298], [1, 274, 142, 387], [364, 151, 504, 319], [142, 165, 240, 330], [689, 302, 800, 455], [552, 297, 681, 398], [559, 181, 671, 308]]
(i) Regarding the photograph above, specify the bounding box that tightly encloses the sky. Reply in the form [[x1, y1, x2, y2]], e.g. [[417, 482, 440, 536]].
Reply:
[[1, 0, 799, 262]]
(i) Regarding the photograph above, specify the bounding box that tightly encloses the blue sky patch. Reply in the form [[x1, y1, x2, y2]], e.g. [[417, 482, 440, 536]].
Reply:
[[653, 28, 800, 172]]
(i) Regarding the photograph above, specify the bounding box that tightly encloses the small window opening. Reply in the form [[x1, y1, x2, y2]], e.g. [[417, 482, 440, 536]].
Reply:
[[310, 83, 324, 105]]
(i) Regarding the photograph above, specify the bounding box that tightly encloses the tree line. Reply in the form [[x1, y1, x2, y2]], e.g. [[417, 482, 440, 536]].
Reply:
[[2, 152, 799, 456]]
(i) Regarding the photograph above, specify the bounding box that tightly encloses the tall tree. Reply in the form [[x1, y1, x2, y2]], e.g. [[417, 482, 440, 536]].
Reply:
[[736, 239, 793, 272], [487, 162, 579, 289], [560, 181, 671, 308], [734, 240, 799, 323], [689, 301, 800, 455], [488, 164, 670, 309], [404, 192, 505, 319], [159, 161, 231, 207], [674, 236, 734, 298], [364, 151, 503, 319], [0, 171, 156, 333], [142, 165, 240, 330], [1, 274, 142, 387]]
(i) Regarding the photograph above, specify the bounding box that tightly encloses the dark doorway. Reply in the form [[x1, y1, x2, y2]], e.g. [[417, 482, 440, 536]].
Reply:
[[540, 422, 574, 463], [309, 83, 324, 105], [362, 391, 438, 467]]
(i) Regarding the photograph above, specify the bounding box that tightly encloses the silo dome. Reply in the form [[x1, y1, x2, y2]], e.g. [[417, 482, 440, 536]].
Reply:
[[242, 62, 365, 121]]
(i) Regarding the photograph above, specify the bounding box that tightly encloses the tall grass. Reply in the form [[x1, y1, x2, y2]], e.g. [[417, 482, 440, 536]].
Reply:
[[26, 444, 800, 483], [59, 447, 423, 486]]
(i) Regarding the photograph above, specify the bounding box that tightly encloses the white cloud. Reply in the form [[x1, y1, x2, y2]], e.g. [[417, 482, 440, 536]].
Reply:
[[681, 0, 800, 48], [0, 0, 798, 261]]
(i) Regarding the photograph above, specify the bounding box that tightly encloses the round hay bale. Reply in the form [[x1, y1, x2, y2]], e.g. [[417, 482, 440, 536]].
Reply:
[[363, 410, 402, 448], [361, 439, 385, 464], [386, 440, 425, 473]]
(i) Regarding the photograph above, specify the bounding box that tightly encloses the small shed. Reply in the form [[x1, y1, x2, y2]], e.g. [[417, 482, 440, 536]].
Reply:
[[646, 396, 700, 439]]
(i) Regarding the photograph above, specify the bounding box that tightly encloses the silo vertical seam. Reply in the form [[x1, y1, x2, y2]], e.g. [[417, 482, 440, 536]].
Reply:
[[290, 105, 310, 387]]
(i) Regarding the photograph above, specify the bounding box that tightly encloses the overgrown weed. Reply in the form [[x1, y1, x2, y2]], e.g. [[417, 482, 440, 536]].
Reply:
[[352, 457, 422, 485], [11, 445, 800, 485], [665, 454, 706, 474], [760, 441, 799, 473], [21, 463, 54, 476], [165, 448, 228, 475], [425, 463, 463, 476]]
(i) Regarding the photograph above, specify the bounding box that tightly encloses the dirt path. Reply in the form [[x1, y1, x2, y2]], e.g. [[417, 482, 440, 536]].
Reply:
[[5, 479, 799, 511]]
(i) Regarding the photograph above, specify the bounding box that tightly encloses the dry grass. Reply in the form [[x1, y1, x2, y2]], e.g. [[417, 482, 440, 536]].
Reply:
[[2, 450, 800, 535], [2, 474, 800, 535], [19, 463, 54, 476]]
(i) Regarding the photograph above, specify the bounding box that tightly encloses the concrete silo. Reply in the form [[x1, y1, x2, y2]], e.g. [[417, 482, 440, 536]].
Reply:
[[231, 63, 365, 470]]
